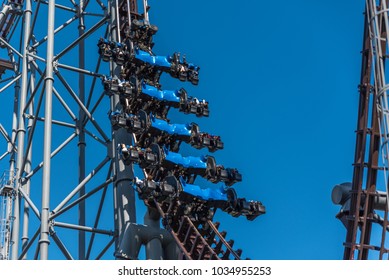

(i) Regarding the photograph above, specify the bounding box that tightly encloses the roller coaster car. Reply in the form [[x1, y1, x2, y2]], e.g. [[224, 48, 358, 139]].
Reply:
[[191, 127, 223, 152], [131, 19, 158, 50], [162, 147, 208, 176], [103, 77, 119, 94], [97, 39, 128, 65], [109, 111, 128, 129], [97, 38, 113, 62], [205, 157, 242, 186], [136, 179, 157, 200], [112, 42, 128, 66], [220, 168, 242, 186], [140, 82, 181, 106], [127, 110, 148, 133], [179, 90, 209, 117], [103, 77, 135, 97], [149, 115, 192, 142], [133, 48, 171, 70], [132, 19, 158, 35], [132, 50, 200, 85], [119, 144, 159, 168], [204, 135, 224, 152], [177, 177, 230, 210], [187, 64, 200, 85], [170, 53, 187, 82], [228, 199, 266, 221], [110, 110, 148, 133], [171, 54, 200, 86], [135, 177, 176, 203]]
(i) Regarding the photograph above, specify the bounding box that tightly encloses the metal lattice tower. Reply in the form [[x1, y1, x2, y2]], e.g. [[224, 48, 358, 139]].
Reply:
[[0, 0, 265, 260], [333, 0, 389, 260], [0, 171, 15, 260]]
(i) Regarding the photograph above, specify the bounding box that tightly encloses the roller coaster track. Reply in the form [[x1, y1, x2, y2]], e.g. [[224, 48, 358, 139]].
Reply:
[[153, 199, 242, 260]]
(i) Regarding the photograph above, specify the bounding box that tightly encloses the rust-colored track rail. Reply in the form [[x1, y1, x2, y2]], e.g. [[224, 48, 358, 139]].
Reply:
[[343, 2, 389, 260], [154, 200, 242, 260]]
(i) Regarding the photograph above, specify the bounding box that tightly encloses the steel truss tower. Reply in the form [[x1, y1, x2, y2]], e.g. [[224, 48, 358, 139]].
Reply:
[[333, 1, 389, 260], [0, 0, 265, 260]]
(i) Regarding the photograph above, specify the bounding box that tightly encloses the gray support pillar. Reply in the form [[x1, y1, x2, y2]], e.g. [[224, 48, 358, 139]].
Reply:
[[144, 207, 163, 260], [21, 65, 35, 259], [39, 0, 55, 260], [77, 0, 86, 260], [11, 0, 32, 260], [109, 0, 136, 255], [116, 223, 142, 259], [165, 240, 180, 260]]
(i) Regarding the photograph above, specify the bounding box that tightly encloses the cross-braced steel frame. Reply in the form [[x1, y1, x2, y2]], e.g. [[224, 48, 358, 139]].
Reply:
[[0, 0, 258, 260], [0, 0, 164, 260]]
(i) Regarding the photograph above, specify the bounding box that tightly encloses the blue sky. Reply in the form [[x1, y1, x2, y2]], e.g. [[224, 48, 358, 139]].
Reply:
[[0, 0, 369, 259]]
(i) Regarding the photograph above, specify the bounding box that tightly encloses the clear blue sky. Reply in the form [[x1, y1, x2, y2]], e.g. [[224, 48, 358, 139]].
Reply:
[[0, 0, 367, 259]]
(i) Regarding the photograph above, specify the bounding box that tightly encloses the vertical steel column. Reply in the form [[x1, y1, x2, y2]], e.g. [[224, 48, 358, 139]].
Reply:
[[110, 0, 136, 254], [11, 0, 32, 260], [77, 0, 86, 260], [39, 0, 55, 260], [144, 207, 163, 260], [21, 66, 35, 259]]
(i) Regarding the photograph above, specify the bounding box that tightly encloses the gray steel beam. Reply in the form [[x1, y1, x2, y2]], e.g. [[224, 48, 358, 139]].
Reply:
[[27, 116, 77, 129], [78, 0, 86, 259], [0, 151, 10, 161], [18, 186, 40, 219], [54, 221, 114, 236], [18, 227, 39, 260], [21, 72, 35, 258], [84, 128, 107, 146], [86, 185, 108, 259], [11, 0, 32, 260], [39, 0, 56, 259], [56, 63, 105, 78], [95, 238, 115, 260], [50, 177, 113, 220], [0, 74, 21, 93], [24, 133, 77, 182], [52, 156, 110, 213], [0, 75, 19, 84], [32, 15, 78, 49], [51, 232, 74, 260], [54, 15, 108, 60], [55, 71, 109, 142], [0, 38, 23, 58], [38, 0, 77, 13]]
